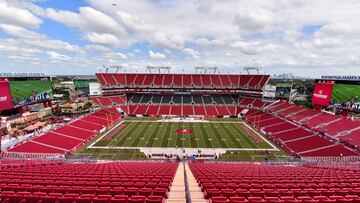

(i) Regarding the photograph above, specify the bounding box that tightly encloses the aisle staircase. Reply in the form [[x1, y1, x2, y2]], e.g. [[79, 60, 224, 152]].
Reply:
[[167, 162, 206, 203]]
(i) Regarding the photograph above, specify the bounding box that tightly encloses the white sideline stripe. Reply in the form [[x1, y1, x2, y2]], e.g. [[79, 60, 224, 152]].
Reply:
[[87, 120, 279, 152], [52, 131, 85, 141], [88, 146, 278, 151], [88, 121, 124, 148], [30, 140, 68, 151], [241, 122, 278, 151]]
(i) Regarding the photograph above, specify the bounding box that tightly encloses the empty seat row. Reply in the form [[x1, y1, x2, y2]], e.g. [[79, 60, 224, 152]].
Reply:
[[190, 163, 360, 202], [1, 191, 164, 203], [1, 162, 178, 203], [243, 109, 358, 157], [209, 195, 360, 203], [96, 73, 269, 90]]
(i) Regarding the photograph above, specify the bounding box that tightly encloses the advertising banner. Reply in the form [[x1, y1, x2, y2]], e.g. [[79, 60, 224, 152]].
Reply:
[[0, 78, 14, 111], [312, 82, 334, 106]]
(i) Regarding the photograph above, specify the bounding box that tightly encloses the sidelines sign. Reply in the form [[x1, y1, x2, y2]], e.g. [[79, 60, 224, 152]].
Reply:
[[0, 78, 14, 111], [312, 82, 334, 106], [0, 72, 45, 77], [321, 75, 360, 81]]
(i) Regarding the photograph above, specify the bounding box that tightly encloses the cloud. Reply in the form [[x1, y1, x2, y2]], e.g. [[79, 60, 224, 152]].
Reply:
[[2, 0, 360, 76], [0, 43, 42, 54], [150, 33, 184, 49], [47, 51, 71, 61], [84, 44, 111, 52], [149, 50, 166, 59], [117, 11, 153, 32], [22, 38, 81, 53], [0, 23, 82, 53], [231, 41, 275, 55], [85, 33, 121, 46], [234, 8, 274, 32], [0, 1, 42, 28], [183, 48, 200, 59], [195, 38, 226, 46], [0, 24, 43, 39], [45, 6, 130, 47], [103, 52, 128, 60], [46, 7, 126, 35]]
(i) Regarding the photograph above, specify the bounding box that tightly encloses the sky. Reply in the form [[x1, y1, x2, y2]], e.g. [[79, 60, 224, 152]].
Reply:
[[0, 0, 360, 77]]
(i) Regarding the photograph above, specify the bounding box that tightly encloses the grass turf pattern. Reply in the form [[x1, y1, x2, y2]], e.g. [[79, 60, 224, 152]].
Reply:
[[332, 83, 360, 103], [95, 121, 272, 149]]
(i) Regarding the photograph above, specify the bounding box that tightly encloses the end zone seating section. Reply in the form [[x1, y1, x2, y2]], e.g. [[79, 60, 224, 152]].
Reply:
[[189, 162, 360, 203], [8, 108, 122, 155], [1, 161, 178, 203], [96, 73, 269, 90], [90, 96, 127, 107], [268, 101, 360, 149], [244, 109, 358, 157], [127, 94, 239, 105], [120, 104, 239, 117], [238, 98, 269, 109], [118, 95, 266, 117]]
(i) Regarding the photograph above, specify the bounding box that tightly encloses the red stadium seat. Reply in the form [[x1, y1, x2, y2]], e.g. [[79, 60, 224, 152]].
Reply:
[[211, 197, 230, 203], [146, 195, 164, 203]]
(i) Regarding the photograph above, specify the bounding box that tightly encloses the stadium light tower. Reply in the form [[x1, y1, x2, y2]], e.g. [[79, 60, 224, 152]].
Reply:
[[102, 65, 124, 73], [243, 66, 260, 74], [146, 66, 171, 74], [195, 66, 219, 74]]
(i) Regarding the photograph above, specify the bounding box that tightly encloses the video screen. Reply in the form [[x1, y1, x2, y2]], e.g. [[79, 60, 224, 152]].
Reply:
[[9, 78, 53, 106]]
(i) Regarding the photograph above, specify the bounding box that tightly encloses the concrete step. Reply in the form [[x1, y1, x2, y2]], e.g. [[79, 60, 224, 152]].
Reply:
[[184, 162, 206, 203], [167, 163, 186, 203]]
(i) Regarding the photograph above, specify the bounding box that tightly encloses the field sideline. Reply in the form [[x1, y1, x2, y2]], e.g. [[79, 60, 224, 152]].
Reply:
[[88, 120, 277, 151]]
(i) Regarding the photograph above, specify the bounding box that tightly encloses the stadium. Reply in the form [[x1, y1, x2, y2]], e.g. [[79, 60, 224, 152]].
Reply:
[[2, 1, 360, 203]]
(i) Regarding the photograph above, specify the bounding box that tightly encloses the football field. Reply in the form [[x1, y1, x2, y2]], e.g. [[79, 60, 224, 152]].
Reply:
[[91, 121, 275, 150], [332, 83, 360, 103]]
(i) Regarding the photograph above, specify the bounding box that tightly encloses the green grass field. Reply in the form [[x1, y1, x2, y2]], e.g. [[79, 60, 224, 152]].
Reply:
[[9, 80, 52, 104], [93, 121, 273, 149], [332, 83, 360, 103]]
